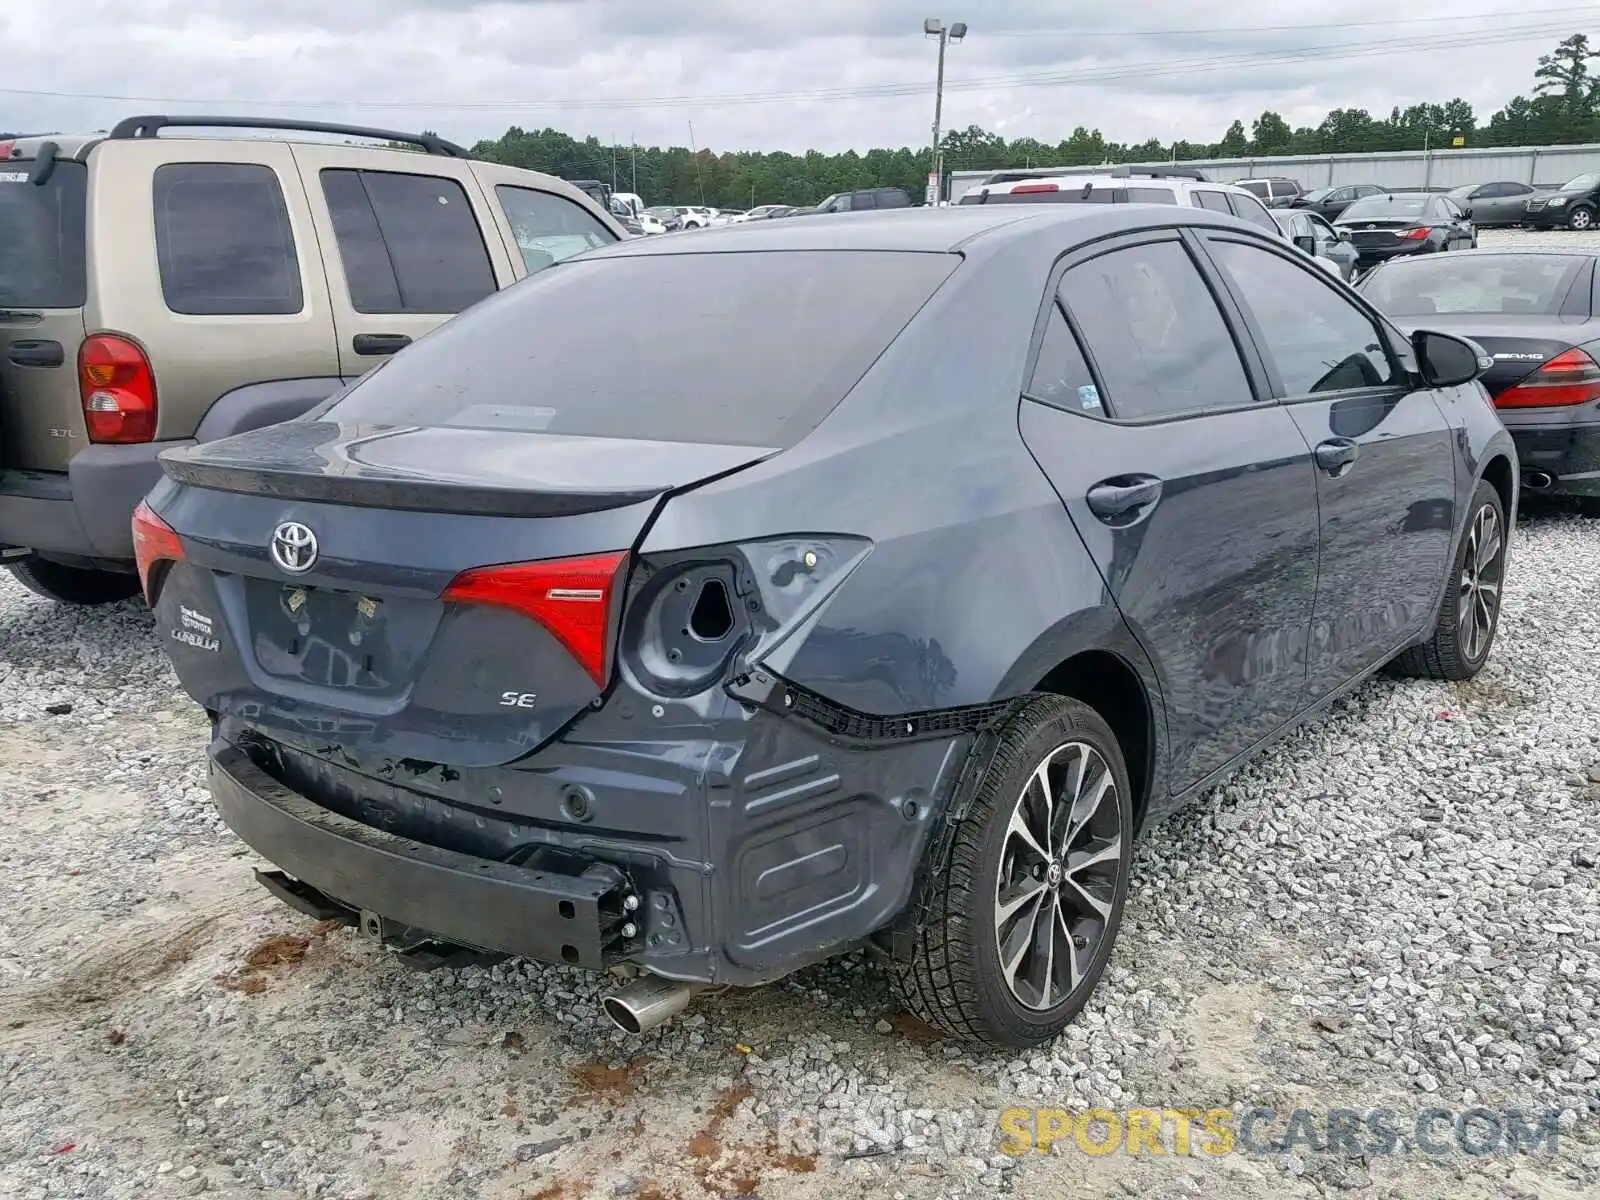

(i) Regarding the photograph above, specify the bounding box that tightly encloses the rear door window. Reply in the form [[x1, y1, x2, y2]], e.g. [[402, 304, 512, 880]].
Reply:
[[1227, 191, 1280, 233], [1058, 239, 1254, 420], [153, 163, 303, 316], [321, 168, 497, 314], [0, 161, 86, 308], [1026, 304, 1105, 416], [494, 186, 617, 274], [324, 249, 959, 447], [1125, 187, 1177, 204]]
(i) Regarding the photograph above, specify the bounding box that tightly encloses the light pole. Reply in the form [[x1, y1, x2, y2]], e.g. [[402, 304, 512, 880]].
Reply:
[[924, 18, 966, 205]]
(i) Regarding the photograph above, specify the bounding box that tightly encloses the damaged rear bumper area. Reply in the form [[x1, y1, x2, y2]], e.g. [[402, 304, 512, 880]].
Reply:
[[207, 700, 974, 988]]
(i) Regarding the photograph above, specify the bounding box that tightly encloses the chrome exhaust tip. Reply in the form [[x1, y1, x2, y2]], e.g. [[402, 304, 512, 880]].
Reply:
[[602, 975, 696, 1034], [1524, 469, 1555, 492]]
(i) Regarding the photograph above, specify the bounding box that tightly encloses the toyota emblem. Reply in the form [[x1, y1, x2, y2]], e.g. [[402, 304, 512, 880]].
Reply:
[[270, 521, 319, 574]]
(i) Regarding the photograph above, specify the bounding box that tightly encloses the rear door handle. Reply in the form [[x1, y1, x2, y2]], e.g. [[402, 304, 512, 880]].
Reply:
[[1085, 476, 1163, 521], [7, 339, 64, 368], [1315, 438, 1360, 475], [351, 333, 412, 356]]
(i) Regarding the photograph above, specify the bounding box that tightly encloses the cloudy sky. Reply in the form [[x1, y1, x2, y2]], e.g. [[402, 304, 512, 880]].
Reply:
[[2, 0, 1593, 153]]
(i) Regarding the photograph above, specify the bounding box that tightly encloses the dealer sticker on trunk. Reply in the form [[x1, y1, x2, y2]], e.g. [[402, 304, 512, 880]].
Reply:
[[0, 172, 29, 183], [173, 605, 220, 653]]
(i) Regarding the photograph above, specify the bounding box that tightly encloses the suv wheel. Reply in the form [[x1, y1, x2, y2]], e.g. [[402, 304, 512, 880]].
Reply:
[[1389, 480, 1506, 681], [1568, 205, 1596, 231], [5, 558, 142, 606], [891, 695, 1133, 1049]]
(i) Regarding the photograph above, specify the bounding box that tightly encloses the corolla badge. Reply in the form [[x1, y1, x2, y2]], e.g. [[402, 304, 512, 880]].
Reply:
[[270, 521, 319, 574]]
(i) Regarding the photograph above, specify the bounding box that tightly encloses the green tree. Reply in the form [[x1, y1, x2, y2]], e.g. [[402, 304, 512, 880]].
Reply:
[[1218, 120, 1248, 156], [1534, 33, 1598, 109], [1250, 111, 1293, 155]]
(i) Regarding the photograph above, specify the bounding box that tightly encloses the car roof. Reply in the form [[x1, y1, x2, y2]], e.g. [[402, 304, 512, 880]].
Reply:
[[579, 204, 1273, 258]]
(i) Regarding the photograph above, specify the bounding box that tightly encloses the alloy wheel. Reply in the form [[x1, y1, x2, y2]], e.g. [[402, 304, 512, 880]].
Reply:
[[993, 741, 1124, 1012], [1458, 501, 1504, 663], [1572, 208, 1594, 230]]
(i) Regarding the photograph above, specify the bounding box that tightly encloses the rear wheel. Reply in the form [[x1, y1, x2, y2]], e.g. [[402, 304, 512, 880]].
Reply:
[[1568, 205, 1596, 231], [1389, 480, 1506, 681], [5, 558, 141, 606], [891, 695, 1133, 1049]]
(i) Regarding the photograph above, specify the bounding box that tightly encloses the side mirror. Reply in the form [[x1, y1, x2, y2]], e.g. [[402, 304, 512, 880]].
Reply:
[[1337, 228, 1353, 242], [1293, 234, 1317, 254], [1412, 329, 1489, 388]]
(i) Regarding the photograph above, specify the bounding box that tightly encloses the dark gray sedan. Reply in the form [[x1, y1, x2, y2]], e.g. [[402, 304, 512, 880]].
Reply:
[[135, 203, 1517, 1049]]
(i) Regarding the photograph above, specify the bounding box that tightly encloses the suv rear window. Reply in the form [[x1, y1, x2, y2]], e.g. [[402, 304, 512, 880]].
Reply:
[[324, 249, 958, 447], [0, 161, 87, 308], [321, 169, 497, 314], [153, 163, 303, 316]]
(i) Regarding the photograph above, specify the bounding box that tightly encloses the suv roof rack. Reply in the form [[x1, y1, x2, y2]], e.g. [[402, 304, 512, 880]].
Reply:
[[107, 115, 471, 158], [982, 166, 1111, 184], [1109, 165, 1209, 181]]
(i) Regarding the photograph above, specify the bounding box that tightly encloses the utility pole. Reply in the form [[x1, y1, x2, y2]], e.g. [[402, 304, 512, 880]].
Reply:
[[924, 18, 967, 205]]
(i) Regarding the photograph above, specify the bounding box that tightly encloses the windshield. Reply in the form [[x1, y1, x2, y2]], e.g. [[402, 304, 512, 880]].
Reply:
[[1358, 254, 1584, 316], [1561, 173, 1600, 192], [1446, 185, 1475, 198], [0, 161, 87, 308], [1339, 194, 1430, 222], [1301, 187, 1334, 202], [324, 250, 960, 447], [645, 207, 676, 218]]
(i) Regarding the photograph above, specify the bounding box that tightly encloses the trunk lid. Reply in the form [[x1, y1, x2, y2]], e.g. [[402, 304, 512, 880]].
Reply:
[[1389, 314, 1594, 397], [150, 420, 775, 765], [1339, 218, 1426, 251], [0, 158, 88, 471]]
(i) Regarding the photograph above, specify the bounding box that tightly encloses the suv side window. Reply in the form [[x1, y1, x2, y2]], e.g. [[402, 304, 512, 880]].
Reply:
[[152, 163, 303, 316], [1194, 191, 1232, 213], [1058, 240, 1254, 420], [321, 169, 497, 314], [1356, 185, 1384, 198], [494, 186, 617, 274], [1125, 186, 1177, 204], [1209, 238, 1398, 396], [1227, 191, 1279, 232], [1026, 303, 1105, 416]]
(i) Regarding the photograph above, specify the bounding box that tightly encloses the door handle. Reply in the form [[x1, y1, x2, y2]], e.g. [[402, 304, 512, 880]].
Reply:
[[1315, 438, 1360, 475], [1086, 476, 1163, 520], [351, 333, 412, 356], [6, 339, 64, 368]]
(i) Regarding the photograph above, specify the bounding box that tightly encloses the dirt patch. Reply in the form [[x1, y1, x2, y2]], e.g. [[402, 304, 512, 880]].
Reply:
[[569, 1056, 654, 1104], [885, 1012, 944, 1046], [213, 924, 340, 995]]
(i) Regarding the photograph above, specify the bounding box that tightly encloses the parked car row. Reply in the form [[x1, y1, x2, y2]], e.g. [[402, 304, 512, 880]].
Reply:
[[12, 115, 1588, 1057]]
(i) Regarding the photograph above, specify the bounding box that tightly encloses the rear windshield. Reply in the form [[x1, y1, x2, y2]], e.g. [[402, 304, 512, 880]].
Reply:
[[1237, 181, 1269, 197], [1359, 254, 1585, 316], [0, 161, 87, 308], [324, 249, 959, 447], [1340, 195, 1430, 221]]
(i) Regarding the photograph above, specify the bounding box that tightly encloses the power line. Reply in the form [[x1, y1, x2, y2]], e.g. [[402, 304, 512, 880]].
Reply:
[[0, 20, 1588, 114], [980, 4, 1600, 36]]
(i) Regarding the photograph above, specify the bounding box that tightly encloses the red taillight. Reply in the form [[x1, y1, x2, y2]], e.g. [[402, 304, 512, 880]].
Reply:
[[80, 334, 157, 444], [1495, 347, 1600, 409], [443, 551, 628, 687], [1398, 227, 1431, 240], [1010, 182, 1060, 194], [131, 501, 184, 603]]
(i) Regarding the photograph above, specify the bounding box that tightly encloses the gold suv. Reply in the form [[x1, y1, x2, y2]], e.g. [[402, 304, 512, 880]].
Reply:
[[0, 115, 624, 604]]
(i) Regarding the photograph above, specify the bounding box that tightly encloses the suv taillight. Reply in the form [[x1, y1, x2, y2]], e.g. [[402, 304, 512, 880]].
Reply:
[[80, 334, 158, 444]]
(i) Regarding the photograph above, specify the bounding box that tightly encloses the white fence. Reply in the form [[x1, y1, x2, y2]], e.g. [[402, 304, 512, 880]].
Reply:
[[949, 141, 1600, 200]]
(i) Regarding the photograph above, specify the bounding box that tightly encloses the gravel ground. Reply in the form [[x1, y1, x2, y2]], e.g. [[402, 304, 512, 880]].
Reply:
[[4, 228, 1600, 1200]]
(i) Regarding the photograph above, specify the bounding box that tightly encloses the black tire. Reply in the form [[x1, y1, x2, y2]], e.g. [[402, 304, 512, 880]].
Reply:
[[5, 558, 141, 606], [891, 694, 1134, 1050], [1568, 205, 1596, 231], [1389, 480, 1506, 681]]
